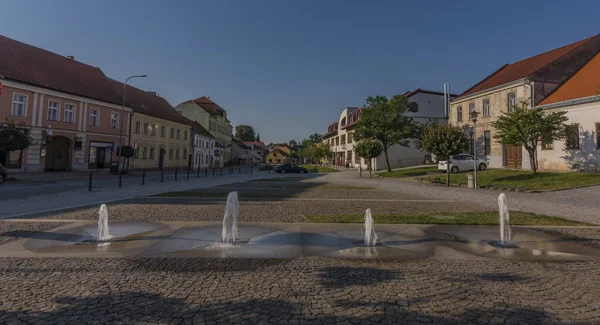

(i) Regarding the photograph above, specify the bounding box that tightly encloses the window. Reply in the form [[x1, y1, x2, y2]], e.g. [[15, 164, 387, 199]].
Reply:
[[469, 102, 475, 113], [177, 129, 180, 139], [169, 148, 173, 159], [206, 155, 209, 164], [161, 126, 165, 137], [150, 148, 155, 159], [176, 149, 180, 159], [11, 93, 27, 117], [48, 101, 60, 121], [483, 99, 490, 117], [508, 92, 516, 112], [341, 117, 346, 126], [135, 121, 140, 133], [457, 106, 463, 122], [89, 109, 99, 126], [143, 123, 148, 135], [142, 147, 147, 159], [596, 123, 600, 149], [134, 146, 140, 159], [542, 136, 554, 150], [347, 132, 353, 143], [184, 131, 187, 140], [183, 149, 187, 158], [61, 103, 75, 123], [151, 124, 157, 136], [484, 131, 491, 155], [566, 124, 580, 149], [110, 112, 119, 129], [211, 143, 213, 149], [341, 134, 346, 145], [170, 128, 174, 138]]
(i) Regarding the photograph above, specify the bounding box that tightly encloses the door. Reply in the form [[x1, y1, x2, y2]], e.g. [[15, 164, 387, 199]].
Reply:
[[158, 149, 165, 170], [505, 145, 522, 169], [96, 148, 106, 169]]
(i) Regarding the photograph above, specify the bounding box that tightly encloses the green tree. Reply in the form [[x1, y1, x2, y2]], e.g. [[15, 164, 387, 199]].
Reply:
[[354, 95, 418, 172], [308, 133, 321, 144], [313, 142, 332, 165], [288, 139, 297, 147], [0, 121, 33, 166], [234, 125, 256, 142], [492, 101, 569, 173], [256, 133, 261, 142], [354, 140, 384, 178], [421, 124, 470, 186]]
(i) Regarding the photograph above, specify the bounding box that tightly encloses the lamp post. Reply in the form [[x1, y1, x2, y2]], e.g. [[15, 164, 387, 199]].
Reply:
[[117, 74, 146, 174], [469, 110, 480, 189]]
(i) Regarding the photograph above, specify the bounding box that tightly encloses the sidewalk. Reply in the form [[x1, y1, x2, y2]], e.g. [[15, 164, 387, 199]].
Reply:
[[5, 170, 118, 183], [1, 171, 274, 219]]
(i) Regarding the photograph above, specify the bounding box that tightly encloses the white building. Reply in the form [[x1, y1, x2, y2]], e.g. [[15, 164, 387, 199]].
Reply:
[[243, 141, 266, 163], [322, 89, 453, 171], [191, 122, 215, 169]]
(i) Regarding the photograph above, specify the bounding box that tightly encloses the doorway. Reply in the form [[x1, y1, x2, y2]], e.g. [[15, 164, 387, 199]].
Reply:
[[45, 136, 71, 171], [158, 149, 165, 170], [96, 148, 106, 169], [505, 144, 522, 169]]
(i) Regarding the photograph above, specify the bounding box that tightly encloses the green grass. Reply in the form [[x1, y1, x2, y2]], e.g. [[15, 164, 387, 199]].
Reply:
[[152, 192, 294, 199], [300, 164, 339, 173], [249, 178, 304, 182], [306, 211, 591, 226], [377, 166, 438, 178], [440, 169, 600, 191]]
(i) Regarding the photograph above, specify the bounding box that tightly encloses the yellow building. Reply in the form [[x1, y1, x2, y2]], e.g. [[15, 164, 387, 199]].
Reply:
[[111, 80, 192, 170], [266, 149, 290, 164]]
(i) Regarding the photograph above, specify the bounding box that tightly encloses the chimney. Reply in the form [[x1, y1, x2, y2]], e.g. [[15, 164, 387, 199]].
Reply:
[[66, 55, 75, 60]]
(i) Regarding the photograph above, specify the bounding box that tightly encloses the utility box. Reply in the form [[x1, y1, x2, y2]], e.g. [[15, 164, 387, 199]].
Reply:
[[110, 161, 118, 175]]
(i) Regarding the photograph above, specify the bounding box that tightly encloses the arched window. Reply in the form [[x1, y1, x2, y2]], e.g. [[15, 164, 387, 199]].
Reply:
[[341, 117, 346, 126]]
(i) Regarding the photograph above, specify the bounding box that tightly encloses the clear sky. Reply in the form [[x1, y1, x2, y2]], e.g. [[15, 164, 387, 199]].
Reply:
[[0, 0, 597, 144]]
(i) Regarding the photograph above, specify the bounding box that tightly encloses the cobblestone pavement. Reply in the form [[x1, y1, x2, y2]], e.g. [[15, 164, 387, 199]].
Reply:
[[0, 222, 67, 245], [1, 258, 599, 324]]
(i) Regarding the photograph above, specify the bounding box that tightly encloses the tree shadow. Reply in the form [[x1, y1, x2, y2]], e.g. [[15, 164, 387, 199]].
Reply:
[[316, 266, 401, 289], [560, 130, 600, 172]]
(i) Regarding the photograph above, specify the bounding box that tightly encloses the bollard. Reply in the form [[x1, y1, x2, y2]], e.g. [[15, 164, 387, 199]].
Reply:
[[142, 170, 145, 185], [187, 167, 190, 180], [161, 169, 164, 183], [119, 173, 123, 188], [175, 168, 178, 181], [197, 166, 200, 178], [88, 172, 92, 191], [205, 167, 208, 177], [220, 168, 223, 176]]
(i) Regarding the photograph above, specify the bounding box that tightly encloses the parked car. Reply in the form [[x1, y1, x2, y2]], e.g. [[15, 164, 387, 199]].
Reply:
[[273, 163, 308, 174], [0, 163, 7, 184], [438, 154, 488, 173]]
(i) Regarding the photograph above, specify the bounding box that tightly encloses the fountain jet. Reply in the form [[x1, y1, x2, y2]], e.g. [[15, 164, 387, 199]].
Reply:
[[364, 208, 378, 246], [498, 193, 511, 246], [97, 204, 113, 241], [222, 192, 240, 244]]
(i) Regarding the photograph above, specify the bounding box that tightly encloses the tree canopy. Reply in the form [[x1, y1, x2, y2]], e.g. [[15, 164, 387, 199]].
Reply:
[[354, 140, 384, 178], [421, 124, 470, 186], [234, 125, 256, 142], [492, 101, 569, 173], [354, 95, 418, 172], [255, 133, 261, 142], [0, 122, 32, 153], [308, 133, 321, 144]]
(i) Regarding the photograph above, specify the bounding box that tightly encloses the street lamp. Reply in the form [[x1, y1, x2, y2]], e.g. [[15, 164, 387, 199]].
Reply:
[[117, 74, 147, 174], [469, 110, 480, 189]]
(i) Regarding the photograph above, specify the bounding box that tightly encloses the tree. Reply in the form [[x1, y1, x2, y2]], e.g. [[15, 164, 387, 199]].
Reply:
[[421, 124, 470, 186], [492, 101, 569, 173], [308, 133, 321, 144], [313, 143, 332, 165], [235, 125, 256, 142], [354, 140, 384, 178], [256, 133, 261, 142], [288, 139, 297, 147], [354, 95, 418, 172], [0, 121, 33, 166]]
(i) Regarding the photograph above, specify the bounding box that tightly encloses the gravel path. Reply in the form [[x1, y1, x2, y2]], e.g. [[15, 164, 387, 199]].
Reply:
[[1, 257, 599, 324], [0, 221, 68, 245]]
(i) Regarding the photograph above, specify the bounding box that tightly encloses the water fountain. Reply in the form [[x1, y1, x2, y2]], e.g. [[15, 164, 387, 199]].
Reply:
[[364, 208, 378, 246], [97, 204, 113, 242], [498, 193, 512, 246], [222, 192, 240, 244]]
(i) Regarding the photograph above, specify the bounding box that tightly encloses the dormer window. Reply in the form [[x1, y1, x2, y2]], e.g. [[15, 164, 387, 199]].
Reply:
[[349, 115, 354, 123], [341, 117, 346, 127]]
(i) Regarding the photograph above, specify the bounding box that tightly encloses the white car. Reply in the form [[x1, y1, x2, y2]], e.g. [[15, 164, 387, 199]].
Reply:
[[438, 154, 488, 173]]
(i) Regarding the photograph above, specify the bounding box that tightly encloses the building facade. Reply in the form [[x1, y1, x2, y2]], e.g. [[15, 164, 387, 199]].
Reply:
[[449, 33, 600, 171], [322, 89, 451, 171], [175, 96, 233, 163], [243, 141, 266, 163], [266, 149, 289, 164], [0, 35, 132, 172], [191, 122, 215, 169], [231, 138, 250, 165]]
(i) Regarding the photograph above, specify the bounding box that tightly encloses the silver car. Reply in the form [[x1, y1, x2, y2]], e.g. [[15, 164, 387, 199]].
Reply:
[[438, 154, 488, 173]]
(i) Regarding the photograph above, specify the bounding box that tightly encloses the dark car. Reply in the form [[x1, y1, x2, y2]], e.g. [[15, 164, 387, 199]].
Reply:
[[273, 163, 308, 174], [0, 163, 7, 184]]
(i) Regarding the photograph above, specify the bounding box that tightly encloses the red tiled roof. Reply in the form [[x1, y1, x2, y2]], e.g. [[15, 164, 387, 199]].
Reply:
[[0, 34, 122, 105], [459, 35, 597, 98], [539, 51, 600, 105], [269, 149, 289, 157], [108, 79, 191, 126], [243, 141, 265, 147], [188, 96, 226, 115]]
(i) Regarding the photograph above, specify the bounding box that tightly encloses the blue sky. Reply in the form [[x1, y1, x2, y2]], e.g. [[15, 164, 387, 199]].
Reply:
[[0, 0, 597, 144]]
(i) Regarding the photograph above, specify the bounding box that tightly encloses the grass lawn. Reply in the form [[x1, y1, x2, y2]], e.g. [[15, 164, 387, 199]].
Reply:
[[441, 169, 600, 191], [306, 211, 591, 226], [152, 192, 294, 199], [300, 164, 338, 173], [377, 166, 438, 178]]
